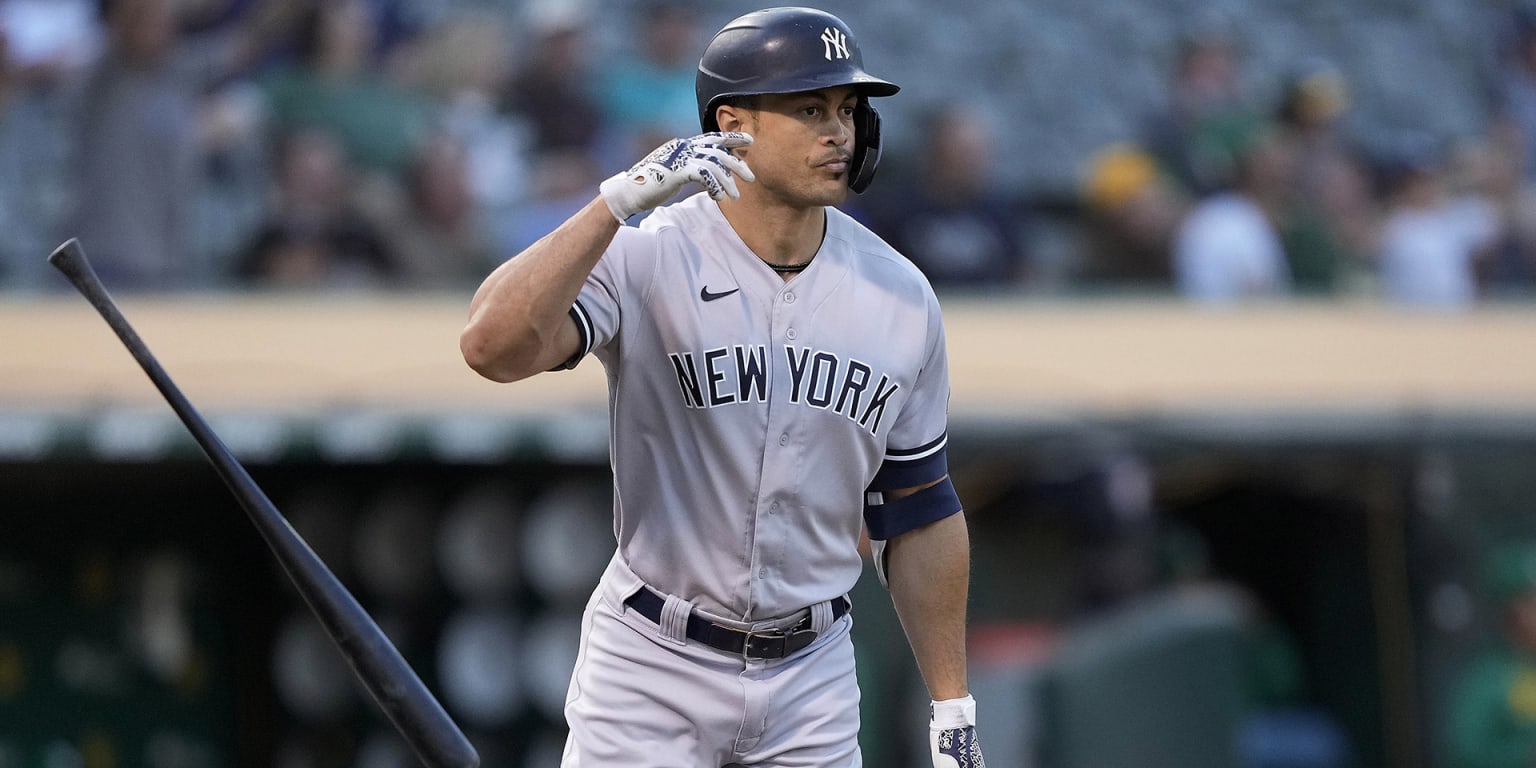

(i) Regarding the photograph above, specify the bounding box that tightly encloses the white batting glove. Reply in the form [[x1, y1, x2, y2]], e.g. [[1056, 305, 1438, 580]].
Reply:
[[598, 132, 755, 222], [930, 695, 985, 768]]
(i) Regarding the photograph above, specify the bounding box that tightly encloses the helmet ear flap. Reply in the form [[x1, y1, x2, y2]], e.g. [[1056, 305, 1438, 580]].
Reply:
[[848, 101, 883, 193]]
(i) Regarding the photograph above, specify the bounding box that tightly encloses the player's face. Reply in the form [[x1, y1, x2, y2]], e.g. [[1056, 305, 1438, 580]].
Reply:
[[733, 86, 860, 208]]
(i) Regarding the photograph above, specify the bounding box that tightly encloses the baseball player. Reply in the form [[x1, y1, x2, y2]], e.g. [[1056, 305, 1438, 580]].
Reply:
[[461, 7, 985, 767]]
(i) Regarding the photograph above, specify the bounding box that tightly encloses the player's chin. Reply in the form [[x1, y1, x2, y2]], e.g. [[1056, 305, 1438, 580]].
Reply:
[[805, 176, 850, 206]]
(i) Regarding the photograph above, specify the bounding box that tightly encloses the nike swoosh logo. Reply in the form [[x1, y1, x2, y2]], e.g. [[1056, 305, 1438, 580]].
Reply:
[[700, 286, 740, 302]]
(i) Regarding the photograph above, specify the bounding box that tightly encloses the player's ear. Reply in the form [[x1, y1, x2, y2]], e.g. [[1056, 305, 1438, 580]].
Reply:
[[716, 103, 749, 134]]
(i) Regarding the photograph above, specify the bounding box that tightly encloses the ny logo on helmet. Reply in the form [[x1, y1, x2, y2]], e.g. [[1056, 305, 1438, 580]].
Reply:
[[820, 27, 850, 60]]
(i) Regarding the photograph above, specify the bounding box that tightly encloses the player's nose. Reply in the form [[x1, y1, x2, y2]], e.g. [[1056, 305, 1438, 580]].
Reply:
[[824, 119, 852, 146]]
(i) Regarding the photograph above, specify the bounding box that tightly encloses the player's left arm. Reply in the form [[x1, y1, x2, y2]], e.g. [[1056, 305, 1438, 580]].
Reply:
[[874, 288, 984, 766], [883, 478, 970, 701], [881, 479, 986, 768]]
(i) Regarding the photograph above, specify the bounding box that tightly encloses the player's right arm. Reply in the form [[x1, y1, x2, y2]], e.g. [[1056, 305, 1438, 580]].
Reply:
[[460, 132, 754, 383], [461, 196, 619, 382]]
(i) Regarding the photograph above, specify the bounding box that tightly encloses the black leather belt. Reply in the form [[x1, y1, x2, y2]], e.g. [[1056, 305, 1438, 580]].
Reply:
[[624, 587, 849, 660]]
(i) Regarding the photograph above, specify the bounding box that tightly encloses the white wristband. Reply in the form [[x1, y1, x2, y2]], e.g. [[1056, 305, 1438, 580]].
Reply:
[[930, 694, 977, 730], [598, 172, 647, 224]]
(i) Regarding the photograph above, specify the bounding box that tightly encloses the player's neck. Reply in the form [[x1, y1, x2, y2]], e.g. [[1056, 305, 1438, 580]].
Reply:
[[718, 197, 826, 278]]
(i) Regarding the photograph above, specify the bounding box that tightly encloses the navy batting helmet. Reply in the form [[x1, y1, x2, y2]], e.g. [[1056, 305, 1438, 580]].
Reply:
[[696, 7, 900, 192]]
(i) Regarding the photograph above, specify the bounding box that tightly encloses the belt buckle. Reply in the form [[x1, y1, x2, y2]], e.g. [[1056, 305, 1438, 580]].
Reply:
[[740, 624, 817, 660], [740, 627, 778, 660]]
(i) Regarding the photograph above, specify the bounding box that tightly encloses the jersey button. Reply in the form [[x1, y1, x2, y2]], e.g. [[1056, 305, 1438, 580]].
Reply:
[[779, 434, 789, 446], [786, 328, 797, 340], [784, 292, 796, 303], [759, 568, 768, 579]]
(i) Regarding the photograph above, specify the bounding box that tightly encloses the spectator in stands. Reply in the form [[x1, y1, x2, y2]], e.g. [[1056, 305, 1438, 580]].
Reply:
[[60, 0, 267, 290], [1494, 6, 1536, 184], [0, 28, 18, 287], [256, 0, 432, 181], [1443, 136, 1536, 300], [1483, 6, 1536, 295], [0, 24, 62, 288], [594, 0, 702, 163], [1143, 28, 1263, 197], [1374, 136, 1502, 309], [1445, 541, 1536, 768], [391, 7, 528, 233], [1172, 122, 1294, 303], [0, 0, 113, 291], [1475, 112, 1536, 297], [502, 4, 604, 160], [869, 103, 1032, 291], [498, 147, 604, 257], [366, 132, 497, 290], [1272, 61, 1377, 297], [1076, 142, 1191, 292], [232, 127, 397, 289]]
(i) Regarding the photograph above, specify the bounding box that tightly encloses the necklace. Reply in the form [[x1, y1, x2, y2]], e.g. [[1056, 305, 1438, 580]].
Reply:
[[761, 257, 812, 273]]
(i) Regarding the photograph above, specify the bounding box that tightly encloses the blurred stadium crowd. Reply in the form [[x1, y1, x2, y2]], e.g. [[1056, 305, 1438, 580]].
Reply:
[[2, 0, 1536, 308]]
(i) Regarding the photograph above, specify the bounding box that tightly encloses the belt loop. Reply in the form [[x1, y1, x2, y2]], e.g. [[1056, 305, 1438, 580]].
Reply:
[[658, 593, 692, 646], [809, 599, 833, 634]]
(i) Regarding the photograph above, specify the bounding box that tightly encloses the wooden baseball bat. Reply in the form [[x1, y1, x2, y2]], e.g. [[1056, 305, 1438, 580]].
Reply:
[[47, 238, 479, 768]]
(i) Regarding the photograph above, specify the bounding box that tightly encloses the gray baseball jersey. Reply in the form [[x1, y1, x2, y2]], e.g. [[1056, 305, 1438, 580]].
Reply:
[[564, 191, 953, 621]]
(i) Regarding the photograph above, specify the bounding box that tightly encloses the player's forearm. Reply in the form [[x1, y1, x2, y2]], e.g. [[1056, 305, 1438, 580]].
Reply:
[[886, 511, 972, 701], [461, 196, 619, 382]]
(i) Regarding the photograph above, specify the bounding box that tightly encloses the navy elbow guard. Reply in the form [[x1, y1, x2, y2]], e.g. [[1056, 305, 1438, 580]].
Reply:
[[863, 476, 962, 541], [864, 477, 963, 588]]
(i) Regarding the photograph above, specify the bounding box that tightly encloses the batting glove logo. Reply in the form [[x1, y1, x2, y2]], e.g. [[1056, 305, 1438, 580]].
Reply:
[[630, 169, 665, 186]]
